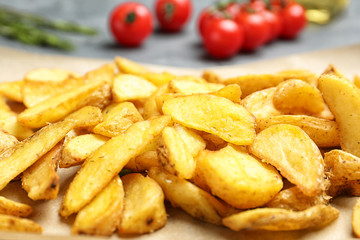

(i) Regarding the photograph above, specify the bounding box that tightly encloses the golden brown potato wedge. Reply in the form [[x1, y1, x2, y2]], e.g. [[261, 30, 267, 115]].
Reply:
[[18, 80, 109, 128], [115, 56, 148, 75], [143, 84, 168, 119], [0, 96, 33, 140], [158, 125, 205, 179], [328, 180, 360, 197], [223, 205, 339, 231], [72, 175, 124, 236], [0, 129, 18, 152], [0, 196, 32, 217], [273, 79, 325, 114], [354, 75, 360, 89], [242, 87, 281, 120], [0, 106, 102, 191], [60, 134, 109, 168], [256, 115, 340, 147], [248, 124, 327, 196], [322, 64, 347, 79], [196, 145, 283, 209], [324, 149, 360, 182], [223, 74, 285, 97], [318, 74, 360, 157], [277, 69, 318, 86], [211, 84, 241, 103], [60, 115, 171, 217], [0, 214, 42, 233], [22, 143, 62, 200], [200, 132, 228, 151], [0, 80, 23, 102], [118, 173, 166, 234], [22, 64, 114, 108], [125, 150, 160, 172], [140, 71, 174, 86], [93, 102, 143, 137], [266, 187, 330, 211], [155, 93, 181, 114], [201, 70, 223, 84], [112, 74, 157, 102], [167, 79, 224, 95], [163, 94, 255, 145], [353, 198, 360, 237], [148, 167, 237, 225], [24, 68, 76, 83]]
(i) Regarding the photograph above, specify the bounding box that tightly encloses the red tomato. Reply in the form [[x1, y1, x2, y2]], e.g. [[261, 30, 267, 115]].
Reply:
[[235, 11, 270, 51], [249, 0, 266, 12], [109, 2, 153, 46], [224, 2, 243, 19], [202, 19, 244, 59], [281, 2, 307, 39], [198, 7, 224, 37], [155, 0, 192, 32], [260, 9, 283, 42]]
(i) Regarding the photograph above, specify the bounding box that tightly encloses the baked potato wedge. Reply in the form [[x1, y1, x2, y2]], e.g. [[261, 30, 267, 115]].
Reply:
[[256, 115, 340, 147], [22, 143, 62, 200], [112, 74, 157, 102], [158, 125, 205, 179], [0, 80, 23, 102], [18, 80, 109, 128], [148, 167, 237, 225], [248, 124, 327, 196], [318, 73, 360, 157], [266, 187, 330, 211], [223, 74, 285, 97], [0, 106, 102, 191], [0, 214, 42, 233], [60, 115, 171, 217], [223, 205, 339, 231], [242, 87, 281, 120], [273, 79, 325, 114], [93, 102, 143, 137], [118, 173, 166, 234], [196, 145, 283, 209], [0, 196, 33, 217], [72, 176, 124, 236], [60, 134, 109, 168], [163, 94, 255, 145]]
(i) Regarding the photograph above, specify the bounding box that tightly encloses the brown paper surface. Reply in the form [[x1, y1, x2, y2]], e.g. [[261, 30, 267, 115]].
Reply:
[[0, 44, 360, 240]]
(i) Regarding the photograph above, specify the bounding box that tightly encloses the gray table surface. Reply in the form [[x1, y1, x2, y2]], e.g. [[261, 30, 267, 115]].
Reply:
[[0, 0, 359, 68]]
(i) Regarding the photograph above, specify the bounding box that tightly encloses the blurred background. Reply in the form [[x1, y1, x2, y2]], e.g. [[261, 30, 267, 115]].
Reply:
[[0, 0, 358, 68]]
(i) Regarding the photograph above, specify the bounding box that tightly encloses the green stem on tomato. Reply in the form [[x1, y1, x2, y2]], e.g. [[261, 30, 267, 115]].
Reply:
[[125, 12, 136, 24]]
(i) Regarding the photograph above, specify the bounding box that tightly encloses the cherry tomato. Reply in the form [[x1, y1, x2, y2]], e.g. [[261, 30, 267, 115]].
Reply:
[[198, 6, 224, 37], [155, 0, 192, 32], [249, 0, 267, 12], [281, 2, 307, 39], [224, 2, 243, 19], [202, 18, 244, 59], [109, 2, 153, 47], [235, 11, 270, 51], [260, 9, 283, 42]]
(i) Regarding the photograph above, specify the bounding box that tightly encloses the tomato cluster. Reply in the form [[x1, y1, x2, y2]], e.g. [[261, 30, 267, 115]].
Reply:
[[199, 0, 307, 59], [109, 0, 192, 47]]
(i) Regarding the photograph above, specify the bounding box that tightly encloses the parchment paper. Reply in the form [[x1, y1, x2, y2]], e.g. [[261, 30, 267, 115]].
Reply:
[[0, 44, 360, 240]]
